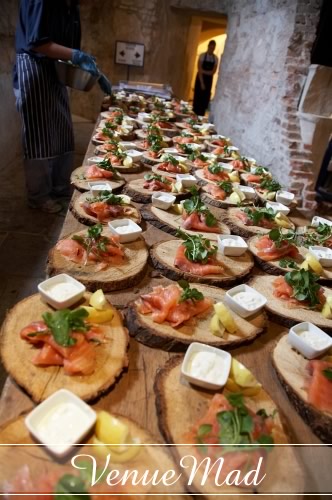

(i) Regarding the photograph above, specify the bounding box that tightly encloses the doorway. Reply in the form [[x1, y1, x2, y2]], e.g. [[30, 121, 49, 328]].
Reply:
[[184, 15, 227, 102]]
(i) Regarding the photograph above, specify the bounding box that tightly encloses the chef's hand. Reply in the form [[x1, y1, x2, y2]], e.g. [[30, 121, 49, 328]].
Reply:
[[98, 74, 112, 95], [71, 50, 99, 77]]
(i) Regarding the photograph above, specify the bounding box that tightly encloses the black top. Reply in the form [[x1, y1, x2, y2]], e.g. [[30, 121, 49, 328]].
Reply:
[[15, 0, 81, 55]]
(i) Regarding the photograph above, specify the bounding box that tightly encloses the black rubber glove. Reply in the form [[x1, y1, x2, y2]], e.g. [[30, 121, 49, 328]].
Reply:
[[98, 73, 112, 95]]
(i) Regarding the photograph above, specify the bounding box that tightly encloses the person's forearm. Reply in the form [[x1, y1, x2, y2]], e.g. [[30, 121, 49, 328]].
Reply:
[[31, 42, 73, 60]]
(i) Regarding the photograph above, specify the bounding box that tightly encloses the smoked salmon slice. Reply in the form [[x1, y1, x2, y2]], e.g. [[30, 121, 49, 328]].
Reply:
[[182, 211, 220, 233], [137, 284, 212, 327], [86, 165, 114, 179], [205, 183, 227, 200], [255, 234, 299, 261], [203, 166, 230, 182], [174, 245, 223, 276], [307, 360, 332, 413]]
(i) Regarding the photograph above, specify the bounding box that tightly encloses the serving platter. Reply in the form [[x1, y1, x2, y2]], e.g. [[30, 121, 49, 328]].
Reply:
[[0, 293, 129, 402], [123, 178, 190, 204], [150, 239, 254, 287], [70, 166, 125, 193], [47, 228, 149, 292], [249, 274, 332, 333], [127, 283, 266, 351], [141, 204, 230, 240], [154, 356, 304, 497], [272, 335, 332, 444], [69, 192, 141, 226]]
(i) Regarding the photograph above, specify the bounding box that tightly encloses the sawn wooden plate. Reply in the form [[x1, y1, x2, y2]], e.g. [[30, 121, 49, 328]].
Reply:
[[126, 283, 266, 351], [70, 166, 125, 193], [0, 293, 129, 402]]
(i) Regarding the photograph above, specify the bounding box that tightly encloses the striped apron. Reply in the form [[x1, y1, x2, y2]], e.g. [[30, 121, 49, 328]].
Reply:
[[15, 53, 74, 160]]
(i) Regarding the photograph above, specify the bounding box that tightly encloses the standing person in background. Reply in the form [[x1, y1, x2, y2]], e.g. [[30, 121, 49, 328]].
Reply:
[[14, 0, 112, 213], [193, 40, 219, 117]]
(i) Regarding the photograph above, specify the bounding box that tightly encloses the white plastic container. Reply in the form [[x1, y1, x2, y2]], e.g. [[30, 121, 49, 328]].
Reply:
[[125, 149, 143, 162], [38, 274, 86, 309], [225, 284, 267, 318], [309, 246, 332, 267], [88, 181, 113, 196], [181, 342, 232, 390], [311, 216, 332, 228], [238, 185, 256, 200], [266, 201, 290, 216], [87, 156, 104, 165], [151, 192, 176, 210], [163, 147, 180, 155], [288, 322, 332, 359], [138, 112, 152, 122], [176, 174, 196, 187], [25, 389, 96, 457], [218, 235, 248, 256], [276, 190, 295, 206], [108, 219, 142, 243], [119, 141, 138, 150], [217, 162, 234, 173]]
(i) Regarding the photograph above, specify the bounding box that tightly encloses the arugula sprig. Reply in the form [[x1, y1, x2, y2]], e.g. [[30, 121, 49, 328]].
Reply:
[[243, 207, 276, 226], [161, 154, 179, 166], [323, 367, 332, 381], [178, 280, 204, 302], [86, 191, 124, 205], [208, 162, 227, 175], [177, 143, 194, 155], [72, 223, 119, 265], [144, 173, 171, 184], [301, 223, 332, 248], [196, 393, 274, 451], [260, 178, 282, 192], [189, 151, 207, 162], [41, 309, 89, 347], [284, 269, 322, 308], [177, 229, 217, 263], [182, 189, 217, 227], [268, 228, 297, 248], [279, 257, 299, 269], [217, 181, 233, 194], [254, 166, 270, 175], [96, 158, 121, 178]]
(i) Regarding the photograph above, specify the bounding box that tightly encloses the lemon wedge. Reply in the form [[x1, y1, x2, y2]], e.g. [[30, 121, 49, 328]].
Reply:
[[119, 194, 131, 204], [81, 306, 114, 324], [233, 188, 246, 202], [92, 436, 141, 463], [226, 359, 261, 396], [322, 296, 332, 319], [89, 289, 108, 310], [275, 212, 293, 229], [301, 253, 323, 275], [172, 180, 183, 193], [95, 411, 129, 448], [213, 302, 237, 334], [229, 192, 241, 204], [209, 314, 225, 337], [229, 172, 240, 183], [123, 156, 133, 167]]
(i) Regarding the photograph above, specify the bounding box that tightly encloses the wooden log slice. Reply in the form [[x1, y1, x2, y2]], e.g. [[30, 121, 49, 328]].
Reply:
[[201, 186, 255, 210], [92, 132, 136, 145], [248, 235, 332, 284], [194, 167, 241, 186], [156, 126, 179, 138], [70, 166, 125, 193], [110, 161, 143, 174], [225, 207, 296, 238], [249, 274, 332, 333], [154, 356, 304, 497], [47, 228, 148, 292], [0, 414, 188, 498], [127, 283, 266, 351], [150, 239, 254, 287], [123, 178, 190, 204], [69, 192, 141, 226], [141, 204, 230, 240], [142, 152, 164, 166], [151, 164, 182, 178], [0, 293, 129, 402], [272, 335, 332, 443], [135, 129, 172, 145]]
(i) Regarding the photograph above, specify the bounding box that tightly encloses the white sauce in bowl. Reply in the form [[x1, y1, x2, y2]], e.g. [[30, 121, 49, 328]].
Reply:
[[232, 291, 265, 311], [298, 330, 331, 350], [188, 352, 226, 384], [46, 282, 80, 301]]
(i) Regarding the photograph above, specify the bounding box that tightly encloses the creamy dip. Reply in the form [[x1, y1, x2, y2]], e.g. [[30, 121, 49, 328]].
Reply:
[[221, 239, 243, 247], [278, 191, 294, 200], [232, 291, 264, 311], [298, 330, 331, 350], [46, 282, 80, 301], [37, 403, 91, 448], [311, 248, 332, 259], [157, 195, 173, 202], [90, 184, 110, 191], [115, 225, 134, 234], [188, 352, 227, 384]]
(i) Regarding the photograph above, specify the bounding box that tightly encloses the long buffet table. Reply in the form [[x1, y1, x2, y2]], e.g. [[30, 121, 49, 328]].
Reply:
[[0, 114, 329, 495]]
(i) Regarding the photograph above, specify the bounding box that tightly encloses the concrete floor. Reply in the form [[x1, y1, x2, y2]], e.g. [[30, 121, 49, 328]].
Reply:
[[0, 115, 95, 391]]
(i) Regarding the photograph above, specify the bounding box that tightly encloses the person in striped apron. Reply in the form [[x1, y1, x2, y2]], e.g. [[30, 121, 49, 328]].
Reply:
[[14, 0, 112, 213], [193, 40, 219, 117]]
